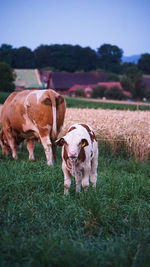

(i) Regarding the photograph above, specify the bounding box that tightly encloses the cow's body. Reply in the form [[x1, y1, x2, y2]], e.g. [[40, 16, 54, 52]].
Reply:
[[0, 89, 66, 165], [56, 123, 98, 194]]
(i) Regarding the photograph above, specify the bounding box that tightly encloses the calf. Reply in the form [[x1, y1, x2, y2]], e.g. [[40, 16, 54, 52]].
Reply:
[[56, 123, 98, 194]]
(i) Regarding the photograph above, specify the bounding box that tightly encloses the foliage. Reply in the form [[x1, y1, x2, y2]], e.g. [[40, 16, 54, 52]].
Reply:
[[0, 91, 11, 103], [13, 46, 35, 68], [0, 143, 150, 266], [0, 43, 124, 73], [121, 62, 137, 74], [91, 86, 107, 98], [104, 86, 126, 100], [106, 72, 120, 81], [0, 44, 35, 69], [97, 44, 123, 73], [74, 88, 85, 97], [138, 53, 150, 74], [120, 75, 132, 92], [0, 62, 15, 92], [123, 66, 147, 99], [145, 89, 150, 101]]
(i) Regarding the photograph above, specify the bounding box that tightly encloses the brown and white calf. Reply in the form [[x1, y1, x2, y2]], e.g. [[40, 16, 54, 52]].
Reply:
[[56, 123, 98, 194], [0, 89, 66, 165]]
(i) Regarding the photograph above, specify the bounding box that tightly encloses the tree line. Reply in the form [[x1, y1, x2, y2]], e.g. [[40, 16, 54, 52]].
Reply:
[[0, 43, 150, 100], [0, 43, 150, 74]]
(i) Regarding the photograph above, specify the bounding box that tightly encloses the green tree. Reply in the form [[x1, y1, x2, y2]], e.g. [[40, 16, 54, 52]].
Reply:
[[106, 72, 120, 81], [91, 86, 107, 98], [120, 76, 132, 92], [138, 53, 150, 74], [97, 44, 123, 73], [34, 44, 99, 71], [34, 45, 53, 69], [0, 44, 15, 66], [124, 66, 146, 99], [74, 88, 85, 97], [104, 86, 126, 100], [13, 47, 35, 68], [0, 62, 15, 92]]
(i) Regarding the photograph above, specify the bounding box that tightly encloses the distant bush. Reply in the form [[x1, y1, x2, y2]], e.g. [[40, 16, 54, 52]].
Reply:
[[0, 91, 11, 103], [0, 62, 15, 92], [105, 86, 126, 100], [91, 86, 107, 98], [106, 72, 120, 81], [74, 88, 85, 97]]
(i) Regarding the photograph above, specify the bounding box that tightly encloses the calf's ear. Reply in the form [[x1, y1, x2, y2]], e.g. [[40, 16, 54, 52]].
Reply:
[[81, 138, 89, 148], [55, 138, 65, 146]]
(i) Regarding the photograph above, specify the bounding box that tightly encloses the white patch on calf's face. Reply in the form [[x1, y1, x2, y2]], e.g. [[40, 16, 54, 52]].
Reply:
[[63, 134, 82, 158]]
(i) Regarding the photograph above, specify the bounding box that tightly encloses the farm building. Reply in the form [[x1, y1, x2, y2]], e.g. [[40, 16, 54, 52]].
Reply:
[[14, 70, 132, 98], [14, 69, 43, 91], [39, 71, 107, 95]]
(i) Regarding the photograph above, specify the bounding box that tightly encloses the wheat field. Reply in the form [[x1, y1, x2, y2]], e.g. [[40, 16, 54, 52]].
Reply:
[[0, 104, 150, 161], [62, 108, 150, 161]]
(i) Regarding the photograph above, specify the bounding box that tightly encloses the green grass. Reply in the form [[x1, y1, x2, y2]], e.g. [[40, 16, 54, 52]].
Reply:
[[1, 91, 150, 111], [0, 143, 150, 266], [65, 96, 150, 111]]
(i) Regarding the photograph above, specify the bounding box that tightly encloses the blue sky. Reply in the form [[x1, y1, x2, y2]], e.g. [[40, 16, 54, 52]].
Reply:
[[0, 0, 150, 56]]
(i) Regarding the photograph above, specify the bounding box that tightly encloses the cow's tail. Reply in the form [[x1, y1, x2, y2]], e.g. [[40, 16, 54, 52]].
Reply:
[[50, 93, 57, 141]]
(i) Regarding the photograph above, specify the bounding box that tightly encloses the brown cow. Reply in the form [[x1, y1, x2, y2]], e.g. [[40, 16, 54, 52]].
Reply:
[[0, 89, 66, 165]]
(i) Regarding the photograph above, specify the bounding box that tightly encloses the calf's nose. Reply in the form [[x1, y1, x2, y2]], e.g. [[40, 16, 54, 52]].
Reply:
[[68, 151, 77, 158]]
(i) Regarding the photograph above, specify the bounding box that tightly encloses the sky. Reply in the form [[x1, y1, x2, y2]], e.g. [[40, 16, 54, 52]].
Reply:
[[0, 0, 150, 56]]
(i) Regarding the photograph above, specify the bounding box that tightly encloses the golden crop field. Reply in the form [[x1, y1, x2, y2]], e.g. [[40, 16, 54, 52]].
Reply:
[[0, 104, 150, 161], [62, 108, 150, 161]]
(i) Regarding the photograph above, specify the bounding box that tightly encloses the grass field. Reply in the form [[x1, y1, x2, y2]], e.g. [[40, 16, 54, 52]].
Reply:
[[65, 96, 150, 111], [1, 91, 150, 111], [0, 142, 150, 266], [0, 92, 150, 265]]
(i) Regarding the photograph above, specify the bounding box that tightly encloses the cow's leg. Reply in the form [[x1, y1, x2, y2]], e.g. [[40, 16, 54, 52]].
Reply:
[[90, 157, 98, 188], [40, 135, 53, 166], [26, 139, 35, 161], [5, 131, 18, 159], [75, 172, 82, 193], [82, 167, 90, 191], [62, 163, 71, 195]]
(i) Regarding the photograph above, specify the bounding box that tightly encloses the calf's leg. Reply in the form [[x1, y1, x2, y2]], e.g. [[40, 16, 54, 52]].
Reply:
[[82, 167, 90, 191], [75, 172, 82, 193], [62, 162, 71, 195], [90, 157, 98, 188], [26, 139, 35, 161]]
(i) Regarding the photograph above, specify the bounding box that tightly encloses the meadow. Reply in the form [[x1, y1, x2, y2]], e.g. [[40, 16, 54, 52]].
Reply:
[[65, 96, 150, 111], [0, 93, 150, 266], [0, 143, 150, 266]]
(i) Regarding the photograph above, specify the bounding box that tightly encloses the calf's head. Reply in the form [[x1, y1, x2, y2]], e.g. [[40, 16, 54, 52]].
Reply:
[[56, 135, 88, 161]]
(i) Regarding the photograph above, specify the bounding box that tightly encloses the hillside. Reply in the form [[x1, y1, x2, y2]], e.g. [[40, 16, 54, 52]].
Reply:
[[122, 54, 141, 63]]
